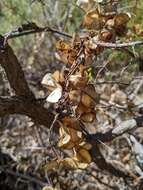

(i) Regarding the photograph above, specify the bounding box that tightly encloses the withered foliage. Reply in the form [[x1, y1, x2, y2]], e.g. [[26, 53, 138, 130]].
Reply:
[[41, 0, 133, 170]]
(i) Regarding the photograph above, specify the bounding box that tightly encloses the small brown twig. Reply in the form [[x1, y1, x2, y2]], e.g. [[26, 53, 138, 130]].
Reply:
[[3, 25, 72, 43]]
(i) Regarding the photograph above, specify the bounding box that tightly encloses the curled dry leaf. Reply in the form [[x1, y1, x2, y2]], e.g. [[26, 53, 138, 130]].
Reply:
[[58, 126, 74, 149], [69, 74, 88, 88], [42, 186, 56, 190], [41, 73, 58, 91], [84, 84, 96, 96], [58, 124, 82, 149], [76, 102, 92, 116], [43, 157, 88, 171], [69, 128, 81, 143], [56, 40, 78, 65], [114, 13, 130, 36], [75, 148, 92, 163], [69, 90, 81, 105], [56, 40, 71, 51], [60, 158, 78, 169], [82, 9, 104, 30], [81, 93, 95, 108], [114, 13, 131, 28], [52, 70, 64, 83], [79, 141, 92, 150], [80, 112, 96, 123], [105, 18, 115, 29], [62, 116, 81, 130], [99, 29, 115, 42], [46, 86, 62, 103]]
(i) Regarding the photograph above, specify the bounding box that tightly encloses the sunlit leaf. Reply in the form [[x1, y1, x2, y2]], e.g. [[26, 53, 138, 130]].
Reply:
[[69, 90, 81, 105], [52, 70, 64, 83], [69, 74, 88, 88], [81, 93, 95, 108], [46, 87, 62, 103], [82, 9, 104, 30], [75, 148, 92, 163], [41, 73, 58, 91], [80, 112, 96, 122]]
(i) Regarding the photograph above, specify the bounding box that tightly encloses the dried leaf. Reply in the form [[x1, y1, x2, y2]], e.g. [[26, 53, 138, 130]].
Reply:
[[79, 141, 92, 150], [62, 116, 81, 130], [69, 128, 81, 143], [61, 158, 78, 169], [114, 13, 130, 27], [81, 93, 95, 108], [69, 74, 88, 88], [56, 40, 78, 65], [69, 90, 81, 105], [76, 102, 92, 116], [75, 162, 88, 169], [56, 40, 71, 51], [42, 186, 55, 190], [83, 84, 99, 102], [82, 9, 104, 30], [41, 73, 58, 91], [58, 127, 74, 149], [80, 112, 96, 122], [114, 13, 130, 36], [43, 160, 59, 171], [52, 70, 64, 83], [75, 148, 92, 163], [99, 29, 115, 42], [46, 87, 62, 103]]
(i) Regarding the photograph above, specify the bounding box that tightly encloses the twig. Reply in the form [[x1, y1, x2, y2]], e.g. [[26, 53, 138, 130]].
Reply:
[[4, 26, 72, 42], [95, 60, 110, 80], [47, 113, 60, 159], [92, 39, 143, 48], [95, 81, 129, 85]]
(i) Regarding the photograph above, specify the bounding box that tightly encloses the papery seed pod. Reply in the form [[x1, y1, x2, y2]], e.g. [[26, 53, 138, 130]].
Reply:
[[80, 112, 96, 123], [76, 102, 92, 116], [69, 90, 81, 105], [62, 116, 81, 130], [46, 87, 62, 103], [81, 93, 95, 108], [79, 141, 92, 150], [75, 148, 92, 163], [69, 74, 88, 88], [99, 29, 115, 42], [58, 127, 75, 149], [52, 70, 65, 83], [41, 73, 59, 91]]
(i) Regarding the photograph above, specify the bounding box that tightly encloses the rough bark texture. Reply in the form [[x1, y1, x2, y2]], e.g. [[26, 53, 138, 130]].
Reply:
[[0, 41, 54, 127]]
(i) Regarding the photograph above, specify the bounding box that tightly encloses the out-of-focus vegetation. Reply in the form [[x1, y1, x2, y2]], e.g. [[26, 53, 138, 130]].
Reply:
[[0, 0, 83, 49]]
